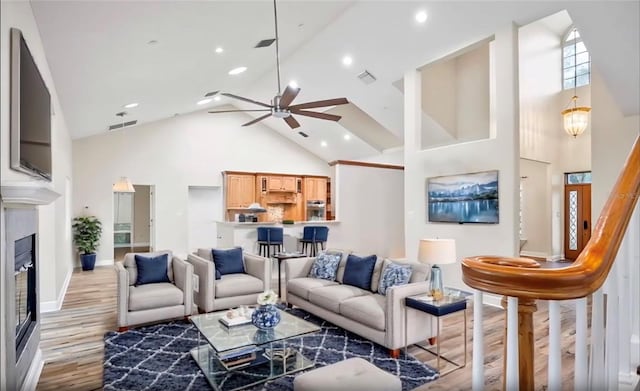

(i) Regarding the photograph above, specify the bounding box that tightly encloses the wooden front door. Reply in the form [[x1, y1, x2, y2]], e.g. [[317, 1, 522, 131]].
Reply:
[[564, 184, 591, 260]]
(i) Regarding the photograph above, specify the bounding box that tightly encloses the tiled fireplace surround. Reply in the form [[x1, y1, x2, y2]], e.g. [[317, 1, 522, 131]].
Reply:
[[1, 183, 60, 390]]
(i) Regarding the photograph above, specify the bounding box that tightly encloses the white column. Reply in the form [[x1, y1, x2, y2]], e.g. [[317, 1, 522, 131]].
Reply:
[[590, 289, 606, 390], [506, 296, 519, 390], [472, 290, 484, 391], [575, 297, 588, 391], [548, 300, 562, 391]]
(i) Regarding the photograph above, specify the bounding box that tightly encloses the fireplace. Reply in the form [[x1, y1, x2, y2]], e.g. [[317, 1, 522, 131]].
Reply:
[[15, 234, 36, 357]]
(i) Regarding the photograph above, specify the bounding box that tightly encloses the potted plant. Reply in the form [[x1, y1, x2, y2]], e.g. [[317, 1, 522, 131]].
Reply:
[[72, 215, 103, 271]]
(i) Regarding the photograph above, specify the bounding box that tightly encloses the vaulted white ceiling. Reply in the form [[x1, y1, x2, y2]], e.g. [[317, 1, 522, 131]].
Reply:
[[31, 1, 639, 162]]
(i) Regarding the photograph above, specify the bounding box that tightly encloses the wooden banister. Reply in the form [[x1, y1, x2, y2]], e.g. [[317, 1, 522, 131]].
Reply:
[[462, 135, 640, 300]]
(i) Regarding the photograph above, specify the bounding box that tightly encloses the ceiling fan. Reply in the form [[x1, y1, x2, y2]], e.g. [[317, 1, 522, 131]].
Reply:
[[208, 0, 349, 131]]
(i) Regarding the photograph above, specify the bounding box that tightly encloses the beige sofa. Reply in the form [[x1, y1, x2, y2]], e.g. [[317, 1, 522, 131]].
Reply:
[[285, 256, 436, 354], [115, 250, 195, 331], [186, 248, 270, 312]]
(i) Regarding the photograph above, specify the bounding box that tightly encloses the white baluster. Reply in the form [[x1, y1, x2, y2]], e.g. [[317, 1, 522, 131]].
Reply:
[[472, 290, 484, 391], [548, 300, 561, 391], [605, 265, 620, 391], [590, 289, 606, 389], [575, 297, 588, 391], [506, 296, 519, 390]]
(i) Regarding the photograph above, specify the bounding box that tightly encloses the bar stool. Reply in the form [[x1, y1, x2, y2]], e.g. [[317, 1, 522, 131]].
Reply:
[[257, 227, 284, 258], [300, 226, 329, 257]]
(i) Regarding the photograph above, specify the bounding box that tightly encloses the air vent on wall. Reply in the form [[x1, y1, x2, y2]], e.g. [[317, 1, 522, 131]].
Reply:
[[205, 90, 220, 97], [298, 131, 309, 138], [255, 38, 276, 48], [357, 70, 377, 85], [108, 120, 138, 131]]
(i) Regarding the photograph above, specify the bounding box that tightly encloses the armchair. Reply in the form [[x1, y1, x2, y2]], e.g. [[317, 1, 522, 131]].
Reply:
[[186, 248, 270, 312], [115, 250, 195, 331]]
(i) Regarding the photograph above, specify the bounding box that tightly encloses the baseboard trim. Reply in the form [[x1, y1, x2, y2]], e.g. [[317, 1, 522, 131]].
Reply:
[[20, 348, 43, 391], [40, 267, 72, 313], [520, 251, 551, 259], [547, 254, 564, 261], [95, 258, 115, 267]]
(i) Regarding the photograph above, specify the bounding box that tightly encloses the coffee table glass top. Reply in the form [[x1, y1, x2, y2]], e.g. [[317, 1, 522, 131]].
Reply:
[[190, 308, 320, 353]]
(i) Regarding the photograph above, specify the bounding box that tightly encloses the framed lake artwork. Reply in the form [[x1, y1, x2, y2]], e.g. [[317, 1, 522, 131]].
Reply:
[[427, 170, 499, 224]]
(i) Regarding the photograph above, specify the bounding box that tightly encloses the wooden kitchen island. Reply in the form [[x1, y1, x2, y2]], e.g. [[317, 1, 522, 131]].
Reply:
[[216, 220, 340, 255]]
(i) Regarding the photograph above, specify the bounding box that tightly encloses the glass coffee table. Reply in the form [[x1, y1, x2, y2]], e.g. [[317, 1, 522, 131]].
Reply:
[[190, 308, 320, 391]]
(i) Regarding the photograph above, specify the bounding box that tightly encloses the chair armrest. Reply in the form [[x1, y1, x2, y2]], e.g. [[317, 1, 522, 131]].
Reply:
[[172, 256, 194, 315], [284, 257, 316, 283], [186, 254, 214, 312], [244, 253, 270, 291], [115, 262, 129, 327], [384, 282, 431, 349]]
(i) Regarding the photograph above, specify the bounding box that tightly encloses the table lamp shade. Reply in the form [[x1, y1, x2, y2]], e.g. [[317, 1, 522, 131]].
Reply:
[[418, 239, 456, 265]]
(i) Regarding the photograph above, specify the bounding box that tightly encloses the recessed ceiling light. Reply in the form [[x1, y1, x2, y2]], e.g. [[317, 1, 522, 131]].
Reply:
[[228, 66, 247, 75], [415, 10, 428, 23], [289, 80, 299, 88], [197, 98, 212, 105], [123, 102, 139, 109], [213, 96, 221, 101], [343, 134, 351, 141], [321, 141, 328, 147], [342, 55, 353, 66], [215, 47, 224, 54]]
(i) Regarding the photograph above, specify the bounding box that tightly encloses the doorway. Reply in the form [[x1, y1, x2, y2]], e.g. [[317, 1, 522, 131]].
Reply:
[[564, 172, 592, 260], [113, 184, 154, 262]]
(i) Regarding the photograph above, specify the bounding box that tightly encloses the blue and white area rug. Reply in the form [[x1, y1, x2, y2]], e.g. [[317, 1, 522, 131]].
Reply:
[[103, 308, 439, 391]]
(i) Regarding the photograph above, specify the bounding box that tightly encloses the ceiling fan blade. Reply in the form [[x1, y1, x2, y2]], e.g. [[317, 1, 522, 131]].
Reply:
[[209, 109, 271, 114], [242, 113, 272, 126], [283, 115, 300, 129], [222, 93, 273, 108], [279, 86, 301, 108], [288, 97, 348, 110], [290, 110, 342, 122]]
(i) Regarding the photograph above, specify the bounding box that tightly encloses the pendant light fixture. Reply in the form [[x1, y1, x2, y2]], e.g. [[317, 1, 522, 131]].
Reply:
[[561, 28, 591, 138], [112, 112, 135, 193]]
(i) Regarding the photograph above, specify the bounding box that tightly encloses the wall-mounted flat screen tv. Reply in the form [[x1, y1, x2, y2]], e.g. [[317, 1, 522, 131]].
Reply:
[[427, 170, 499, 224], [10, 28, 52, 181]]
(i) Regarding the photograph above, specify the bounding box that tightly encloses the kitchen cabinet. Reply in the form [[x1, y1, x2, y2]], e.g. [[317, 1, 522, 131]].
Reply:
[[267, 176, 296, 192], [304, 177, 327, 201], [226, 174, 255, 208]]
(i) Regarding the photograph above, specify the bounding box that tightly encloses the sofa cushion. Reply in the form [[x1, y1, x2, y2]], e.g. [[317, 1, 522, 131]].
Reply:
[[124, 250, 173, 286], [308, 251, 341, 281], [308, 285, 370, 313], [377, 261, 413, 296], [212, 247, 245, 275], [370, 257, 385, 293], [340, 294, 386, 331], [287, 278, 339, 300], [215, 273, 263, 298], [129, 282, 183, 312], [343, 254, 377, 291], [134, 254, 171, 286]]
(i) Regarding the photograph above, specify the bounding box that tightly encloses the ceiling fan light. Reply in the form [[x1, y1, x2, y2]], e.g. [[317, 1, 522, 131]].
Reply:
[[272, 110, 291, 119]]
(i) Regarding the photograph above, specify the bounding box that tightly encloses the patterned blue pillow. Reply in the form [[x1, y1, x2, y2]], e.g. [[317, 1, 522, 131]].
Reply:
[[377, 263, 413, 296], [308, 251, 342, 281]]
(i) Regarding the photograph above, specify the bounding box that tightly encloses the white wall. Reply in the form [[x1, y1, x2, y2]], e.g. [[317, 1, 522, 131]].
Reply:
[[331, 164, 404, 257], [72, 109, 329, 263], [0, 1, 74, 387], [405, 25, 519, 292], [187, 186, 222, 252]]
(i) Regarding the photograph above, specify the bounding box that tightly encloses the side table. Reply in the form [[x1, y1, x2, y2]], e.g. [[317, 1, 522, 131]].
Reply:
[[272, 252, 307, 298], [404, 288, 470, 375]]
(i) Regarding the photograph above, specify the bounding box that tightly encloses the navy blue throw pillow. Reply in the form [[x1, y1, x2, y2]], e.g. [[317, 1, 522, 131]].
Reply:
[[135, 254, 170, 286], [343, 254, 377, 291], [212, 247, 245, 275]]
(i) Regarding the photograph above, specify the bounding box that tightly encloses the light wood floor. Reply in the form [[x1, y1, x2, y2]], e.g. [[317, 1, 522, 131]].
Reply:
[[37, 266, 579, 390]]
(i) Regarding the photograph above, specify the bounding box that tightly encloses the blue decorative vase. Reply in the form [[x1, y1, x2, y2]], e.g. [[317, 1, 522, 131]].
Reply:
[[253, 328, 276, 344], [251, 305, 281, 330]]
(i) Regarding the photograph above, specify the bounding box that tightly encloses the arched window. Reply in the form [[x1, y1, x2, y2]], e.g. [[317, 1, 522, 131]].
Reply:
[[563, 28, 590, 90]]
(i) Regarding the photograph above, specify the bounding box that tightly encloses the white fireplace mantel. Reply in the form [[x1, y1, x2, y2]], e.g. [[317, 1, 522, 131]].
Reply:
[[1, 181, 61, 206]]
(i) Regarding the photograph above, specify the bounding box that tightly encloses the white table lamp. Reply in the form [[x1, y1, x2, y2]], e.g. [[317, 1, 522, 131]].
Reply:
[[418, 239, 456, 300]]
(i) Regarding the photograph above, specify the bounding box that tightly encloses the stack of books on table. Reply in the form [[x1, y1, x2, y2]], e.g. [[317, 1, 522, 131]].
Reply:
[[218, 346, 263, 370]]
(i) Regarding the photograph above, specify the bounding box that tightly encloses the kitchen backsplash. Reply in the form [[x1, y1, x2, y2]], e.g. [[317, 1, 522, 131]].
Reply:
[[267, 205, 284, 222]]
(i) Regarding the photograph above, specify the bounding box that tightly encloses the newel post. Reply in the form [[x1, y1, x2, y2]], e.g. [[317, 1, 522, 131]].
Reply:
[[501, 296, 537, 391]]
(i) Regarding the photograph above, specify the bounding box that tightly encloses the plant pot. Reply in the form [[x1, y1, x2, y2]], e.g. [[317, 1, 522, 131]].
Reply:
[[80, 253, 97, 271], [251, 304, 281, 329]]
